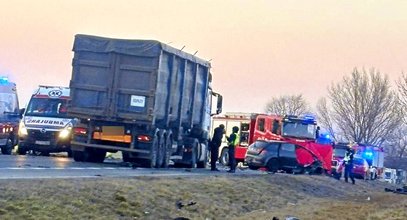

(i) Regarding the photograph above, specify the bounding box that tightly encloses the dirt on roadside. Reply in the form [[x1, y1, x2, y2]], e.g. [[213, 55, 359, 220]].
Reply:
[[0, 173, 405, 220]]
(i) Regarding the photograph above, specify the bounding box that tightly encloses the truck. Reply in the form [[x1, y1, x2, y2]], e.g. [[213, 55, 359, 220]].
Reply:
[[68, 34, 222, 168], [0, 77, 21, 154], [18, 86, 74, 156], [212, 113, 332, 172]]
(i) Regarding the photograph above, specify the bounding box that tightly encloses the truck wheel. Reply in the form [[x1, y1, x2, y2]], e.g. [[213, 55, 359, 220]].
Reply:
[[156, 135, 165, 168], [122, 152, 136, 163], [266, 158, 279, 173], [162, 137, 172, 168], [88, 149, 106, 163], [188, 147, 197, 169], [151, 136, 159, 168], [197, 143, 208, 168], [1, 139, 13, 155], [220, 148, 229, 166], [72, 150, 88, 162], [67, 150, 73, 158], [17, 146, 27, 155]]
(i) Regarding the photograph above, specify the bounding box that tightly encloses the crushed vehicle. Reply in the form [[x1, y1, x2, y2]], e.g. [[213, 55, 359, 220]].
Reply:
[[245, 139, 332, 174], [18, 86, 74, 156], [68, 34, 222, 167], [0, 77, 22, 154], [212, 113, 332, 173]]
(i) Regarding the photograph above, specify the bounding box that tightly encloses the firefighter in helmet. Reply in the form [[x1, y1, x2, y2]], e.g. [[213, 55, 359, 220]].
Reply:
[[343, 142, 356, 184], [226, 126, 239, 173]]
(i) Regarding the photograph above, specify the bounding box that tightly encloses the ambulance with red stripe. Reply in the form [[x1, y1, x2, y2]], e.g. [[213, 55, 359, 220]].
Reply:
[[18, 86, 74, 156]]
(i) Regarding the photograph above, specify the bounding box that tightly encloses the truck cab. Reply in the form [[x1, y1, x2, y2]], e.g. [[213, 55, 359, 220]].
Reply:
[[0, 77, 21, 154], [18, 86, 74, 156]]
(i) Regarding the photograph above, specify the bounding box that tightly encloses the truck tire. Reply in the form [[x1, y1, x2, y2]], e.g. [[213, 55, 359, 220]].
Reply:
[[122, 152, 136, 163], [88, 149, 106, 163], [1, 139, 13, 155], [220, 148, 229, 166], [72, 150, 87, 162], [197, 143, 208, 168], [17, 146, 27, 155], [162, 136, 172, 168], [156, 135, 165, 168], [188, 147, 197, 169], [140, 135, 159, 168]]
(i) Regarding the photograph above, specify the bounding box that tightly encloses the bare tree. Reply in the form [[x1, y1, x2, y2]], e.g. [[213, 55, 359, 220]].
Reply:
[[264, 94, 309, 116], [318, 68, 401, 145], [385, 125, 407, 158], [397, 72, 407, 123], [316, 98, 338, 141]]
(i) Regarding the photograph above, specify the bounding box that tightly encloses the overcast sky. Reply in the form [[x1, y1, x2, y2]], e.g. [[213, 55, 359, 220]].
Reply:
[[1, 0, 406, 113]]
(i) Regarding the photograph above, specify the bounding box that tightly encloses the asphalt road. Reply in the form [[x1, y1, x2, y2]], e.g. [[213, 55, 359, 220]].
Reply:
[[0, 154, 263, 179]]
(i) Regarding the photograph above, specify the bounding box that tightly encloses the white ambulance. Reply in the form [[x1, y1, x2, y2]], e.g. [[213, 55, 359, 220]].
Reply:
[[18, 86, 74, 156]]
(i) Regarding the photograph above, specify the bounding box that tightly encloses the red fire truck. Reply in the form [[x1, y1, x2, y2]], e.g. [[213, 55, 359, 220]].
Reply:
[[211, 113, 332, 172]]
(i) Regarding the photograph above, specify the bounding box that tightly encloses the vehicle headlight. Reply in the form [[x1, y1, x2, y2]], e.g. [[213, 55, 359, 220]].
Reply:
[[18, 122, 28, 136], [59, 123, 73, 139]]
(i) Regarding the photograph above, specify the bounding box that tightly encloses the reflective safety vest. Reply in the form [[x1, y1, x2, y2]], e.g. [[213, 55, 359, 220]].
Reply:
[[228, 133, 240, 146]]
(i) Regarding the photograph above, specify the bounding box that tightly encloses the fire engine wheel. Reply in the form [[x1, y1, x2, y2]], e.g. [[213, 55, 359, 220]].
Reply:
[[220, 148, 229, 166], [266, 158, 279, 173], [1, 139, 13, 155]]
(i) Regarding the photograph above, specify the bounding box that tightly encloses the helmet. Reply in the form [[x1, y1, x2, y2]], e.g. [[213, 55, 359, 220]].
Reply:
[[232, 126, 239, 133]]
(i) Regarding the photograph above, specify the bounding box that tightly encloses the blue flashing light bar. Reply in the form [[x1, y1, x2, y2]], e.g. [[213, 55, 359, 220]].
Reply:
[[0, 76, 9, 84]]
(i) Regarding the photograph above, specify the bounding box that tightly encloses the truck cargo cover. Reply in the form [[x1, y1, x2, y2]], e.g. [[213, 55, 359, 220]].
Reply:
[[73, 34, 210, 67]]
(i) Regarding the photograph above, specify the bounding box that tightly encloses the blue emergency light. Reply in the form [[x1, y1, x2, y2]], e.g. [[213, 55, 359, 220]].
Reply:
[[0, 76, 9, 84], [363, 150, 373, 158]]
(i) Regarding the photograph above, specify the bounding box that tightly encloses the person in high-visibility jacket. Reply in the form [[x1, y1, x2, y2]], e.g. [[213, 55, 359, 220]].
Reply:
[[343, 143, 356, 184], [227, 126, 239, 173]]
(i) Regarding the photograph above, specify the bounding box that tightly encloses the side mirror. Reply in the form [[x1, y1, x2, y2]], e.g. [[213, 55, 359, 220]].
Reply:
[[216, 95, 223, 114], [19, 108, 25, 119]]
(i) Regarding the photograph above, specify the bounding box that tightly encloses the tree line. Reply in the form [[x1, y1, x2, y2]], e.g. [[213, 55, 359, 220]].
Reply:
[[264, 68, 407, 158]]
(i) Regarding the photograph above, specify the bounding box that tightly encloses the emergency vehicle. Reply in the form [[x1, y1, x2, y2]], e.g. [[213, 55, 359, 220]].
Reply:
[[0, 77, 21, 154], [18, 86, 74, 156], [331, 142, 385, 179], [211, 113, 332, 172]]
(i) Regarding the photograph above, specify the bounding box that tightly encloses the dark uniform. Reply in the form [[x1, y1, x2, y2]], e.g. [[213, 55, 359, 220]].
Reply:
[[210, 124, 225, 171], [227, 126, 239, 173], [344, 147, 356, 184]]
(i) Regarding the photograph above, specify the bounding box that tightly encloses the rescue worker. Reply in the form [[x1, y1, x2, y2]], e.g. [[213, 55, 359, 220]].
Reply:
[[210, 124, 225, 171], [343, 143, 356, 184], [227, 126, 239, 173]]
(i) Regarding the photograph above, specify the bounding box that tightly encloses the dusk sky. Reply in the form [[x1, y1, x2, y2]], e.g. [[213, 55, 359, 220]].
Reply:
[[1, 1, 406, 113]]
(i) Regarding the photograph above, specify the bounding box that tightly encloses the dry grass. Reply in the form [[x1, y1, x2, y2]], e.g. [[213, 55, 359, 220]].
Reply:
[[0, 174, 405, 219]]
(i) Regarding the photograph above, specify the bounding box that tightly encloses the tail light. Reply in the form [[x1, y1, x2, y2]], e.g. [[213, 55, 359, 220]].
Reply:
[[137, 135, 151, 142], [74, 127, 87, 135]]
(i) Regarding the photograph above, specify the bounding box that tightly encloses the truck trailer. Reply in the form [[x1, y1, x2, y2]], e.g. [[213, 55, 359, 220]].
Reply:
[[68, 34, 222, 168]]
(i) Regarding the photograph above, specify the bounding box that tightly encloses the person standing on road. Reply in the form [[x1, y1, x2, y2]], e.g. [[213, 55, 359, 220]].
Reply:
[[343, 143, 356, 184], [227, 126, 239, 173], [210, 124, 225, 171]]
